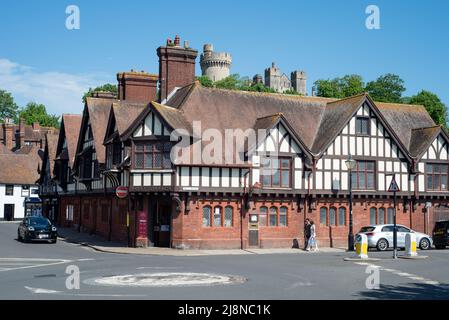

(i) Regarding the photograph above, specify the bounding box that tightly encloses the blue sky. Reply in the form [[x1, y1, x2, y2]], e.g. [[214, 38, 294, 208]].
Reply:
[[0, 0, 448, 115]]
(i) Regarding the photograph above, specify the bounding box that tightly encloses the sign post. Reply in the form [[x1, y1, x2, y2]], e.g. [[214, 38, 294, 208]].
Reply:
[[388, 174, 400, 259]]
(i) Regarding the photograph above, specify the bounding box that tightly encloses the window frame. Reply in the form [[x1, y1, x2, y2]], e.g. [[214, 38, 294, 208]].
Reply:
[[425, 163, 449, 192], [260, 156, 292, 189], [351, 160, 376, 191], [202, 205, 233, 228], [355, 116, 370, 136], [5, 185, 14, 196], [134, 142, 172, 170]]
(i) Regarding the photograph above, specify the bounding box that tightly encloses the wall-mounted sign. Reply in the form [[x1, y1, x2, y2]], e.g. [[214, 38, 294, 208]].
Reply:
[[116, 186, 129, 199]]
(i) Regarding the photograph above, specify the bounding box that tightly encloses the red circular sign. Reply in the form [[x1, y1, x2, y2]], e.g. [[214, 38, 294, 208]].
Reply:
[[116, 186, 128, 199]]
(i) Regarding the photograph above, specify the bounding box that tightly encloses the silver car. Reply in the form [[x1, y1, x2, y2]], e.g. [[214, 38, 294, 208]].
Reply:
[[357, 224, 433, 251]]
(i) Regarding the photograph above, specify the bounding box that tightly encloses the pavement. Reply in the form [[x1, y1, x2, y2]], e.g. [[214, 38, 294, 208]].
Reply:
[[1, 222, 449, 300], [57, 227, 346, 256]]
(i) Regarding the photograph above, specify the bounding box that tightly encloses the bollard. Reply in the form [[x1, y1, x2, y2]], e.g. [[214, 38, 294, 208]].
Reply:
[[355, 234, 368, 259], [405, 233, 418, 257]]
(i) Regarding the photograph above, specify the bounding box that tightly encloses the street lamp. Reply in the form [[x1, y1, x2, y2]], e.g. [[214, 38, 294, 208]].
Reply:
[[345, 154, 357, 252]]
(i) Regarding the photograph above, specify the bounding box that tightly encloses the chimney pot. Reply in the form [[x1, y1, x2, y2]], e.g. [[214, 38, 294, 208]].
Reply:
[[174, 35, 180, 47]]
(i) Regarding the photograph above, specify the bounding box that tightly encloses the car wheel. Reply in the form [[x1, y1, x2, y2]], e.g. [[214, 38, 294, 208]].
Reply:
[[419, 238, 431, 250], [377, 239, 389, 251]]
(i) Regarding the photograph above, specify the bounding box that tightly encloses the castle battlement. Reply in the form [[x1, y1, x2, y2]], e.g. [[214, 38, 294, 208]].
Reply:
[[200, 44, 232, 82]]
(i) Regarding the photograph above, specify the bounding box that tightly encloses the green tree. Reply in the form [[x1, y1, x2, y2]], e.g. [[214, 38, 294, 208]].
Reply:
[[283, 88, 301, 95], [314, 78, 343, 98], [365, 73, 405, 103], [409, 90, 448, 128], [83, 83, 117, 103], [214, 74, 242, 90], [196, 76, 213, 88], [19, 102, 60, 128], [0, 89, 19, 123], [340, 75, 365, 97]]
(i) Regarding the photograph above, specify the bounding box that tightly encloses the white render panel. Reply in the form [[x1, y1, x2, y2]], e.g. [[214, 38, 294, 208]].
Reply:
[[253, 169, 260, 184], [410, 176, 415, 192], [379, 173, 385, 191], [143, 174, 151, 186], [316, 172, 323, 189], [419, 174, 425, 192], [191, 167, 200, 187], [428, 146, 436, 159], [342, 136, 348, 155], [181, 167, 190, 186], [401, 174, 408, 191], [357, 107, 364, 116], [144, 113, 153, 136], [349, 117, 356, 134], [378, 139, 384, 157], [371, 138, 377, 156], [153, 174, 162, 186], [316, 159, 323, 170], [333, 159, 340, 171], [364, 137, 370, 156], [356, 137, 363, 156], [335, 136, 341, 155], [162, 174, 171, 186], [294, 157, 302, 169], [385, 140, 392, 158], [349, 137, 356, 155], [324, 159, 331, 170], [341, 172, 348, 190], [295, 171, 302, 189], [133, 174, 142, 187], [202, 168, 210, 187], [324, 172, 331, 189], [370, 118, 377, 136], [211, 168, 220, 187], [231, 169, 240, 188], [394, 162, 400, 173], [327, 143, 334, 156], [280, 137, 290, 152], [265, 135, 275, 152], [342, 126, 348, 135], [222, 168, 230, 187], [133, 125, 143, 138]]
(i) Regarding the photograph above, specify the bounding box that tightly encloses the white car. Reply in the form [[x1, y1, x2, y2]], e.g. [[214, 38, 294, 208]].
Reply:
[[357, 224, 432, 251]]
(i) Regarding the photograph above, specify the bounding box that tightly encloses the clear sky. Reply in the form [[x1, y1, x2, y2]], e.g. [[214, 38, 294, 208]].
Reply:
[[0, 0, 448, 115]]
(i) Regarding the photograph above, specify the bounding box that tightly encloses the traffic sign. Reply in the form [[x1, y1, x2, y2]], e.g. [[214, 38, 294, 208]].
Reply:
[[388, 176, 400, 192], [116, 186, 129, 199]]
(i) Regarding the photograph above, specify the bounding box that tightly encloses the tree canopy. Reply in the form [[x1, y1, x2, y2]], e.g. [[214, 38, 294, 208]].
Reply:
[[409, 90, 448, 128], [314, 75, 365, 99], [0, 89, 19, 123], [19, 102, 60, 128], [83, 83, 118, 103], [365, 73, 405, 103]]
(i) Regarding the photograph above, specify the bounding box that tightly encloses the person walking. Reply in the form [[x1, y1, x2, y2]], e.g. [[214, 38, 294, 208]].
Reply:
[[304, 218, 311, 250], [306, 220, 318, 252]]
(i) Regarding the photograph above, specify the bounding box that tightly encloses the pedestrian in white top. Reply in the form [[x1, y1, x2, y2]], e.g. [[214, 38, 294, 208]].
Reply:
[[306, 220, 319, 252]]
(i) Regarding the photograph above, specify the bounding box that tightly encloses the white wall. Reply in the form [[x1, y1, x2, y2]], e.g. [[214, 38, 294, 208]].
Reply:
[[0, 184, 40, 220]]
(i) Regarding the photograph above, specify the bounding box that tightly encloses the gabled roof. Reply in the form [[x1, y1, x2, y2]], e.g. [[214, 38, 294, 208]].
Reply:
[[104, 101, 148, 144], [408, 125, 449, 160], [77, 97, 113, 164], [311, 94, 367, 154], [59, 114, 82, 167]]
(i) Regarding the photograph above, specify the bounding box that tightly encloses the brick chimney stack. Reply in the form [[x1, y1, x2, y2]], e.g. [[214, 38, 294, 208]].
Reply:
[[16, 118, 26, 149], [2, 119, 14, 151], [117, 71, 158, 103], [157, 35, 198, 102], [32, 122, 40, 131]]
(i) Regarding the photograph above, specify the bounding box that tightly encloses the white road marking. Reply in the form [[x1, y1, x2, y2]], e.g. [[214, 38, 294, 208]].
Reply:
[[75, 259, 95, 262], [136, 266, 180, 270], [353, 262, 440, 286], [0, 258, 73, 272], [24, 286, 146, 297]]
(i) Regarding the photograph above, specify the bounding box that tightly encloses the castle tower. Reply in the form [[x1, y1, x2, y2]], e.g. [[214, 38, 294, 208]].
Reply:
[[291, 70, 307, 95], [264, 62, 291, 93], [200, 44, 232, 82]]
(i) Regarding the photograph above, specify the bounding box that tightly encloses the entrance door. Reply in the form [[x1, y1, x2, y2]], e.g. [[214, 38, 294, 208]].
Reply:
[[152, 203, 171, 247], [4, 204, 14, 221], [248, 214, 259, 247]]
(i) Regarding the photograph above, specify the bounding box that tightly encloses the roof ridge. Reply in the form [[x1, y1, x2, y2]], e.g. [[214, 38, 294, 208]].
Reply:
[[411, 125, 441, 131], [256, 113, 283, 120], [326, 92, 367, 105]]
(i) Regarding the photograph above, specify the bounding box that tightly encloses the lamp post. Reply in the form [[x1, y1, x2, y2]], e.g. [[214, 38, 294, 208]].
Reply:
[[345, 154, 357, 252]]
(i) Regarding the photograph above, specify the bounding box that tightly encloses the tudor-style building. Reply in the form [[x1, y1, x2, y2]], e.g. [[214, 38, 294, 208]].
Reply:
[[44, 36, 449, 249]]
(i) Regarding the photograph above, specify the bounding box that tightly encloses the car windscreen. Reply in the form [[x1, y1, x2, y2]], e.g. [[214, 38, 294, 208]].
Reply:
[[435, 221, 449, 230], [359, 227, 375, 233], [29, 217, 51, 227]]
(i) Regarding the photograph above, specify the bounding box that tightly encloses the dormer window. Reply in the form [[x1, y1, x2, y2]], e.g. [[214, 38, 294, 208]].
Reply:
[[356, 117, 370, 135]]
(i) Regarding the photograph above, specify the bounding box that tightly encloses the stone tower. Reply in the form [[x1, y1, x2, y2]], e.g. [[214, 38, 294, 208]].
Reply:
[[291, 70, 307, 95], [200, 44, 232, 82], [264, 62, 292, 93]]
